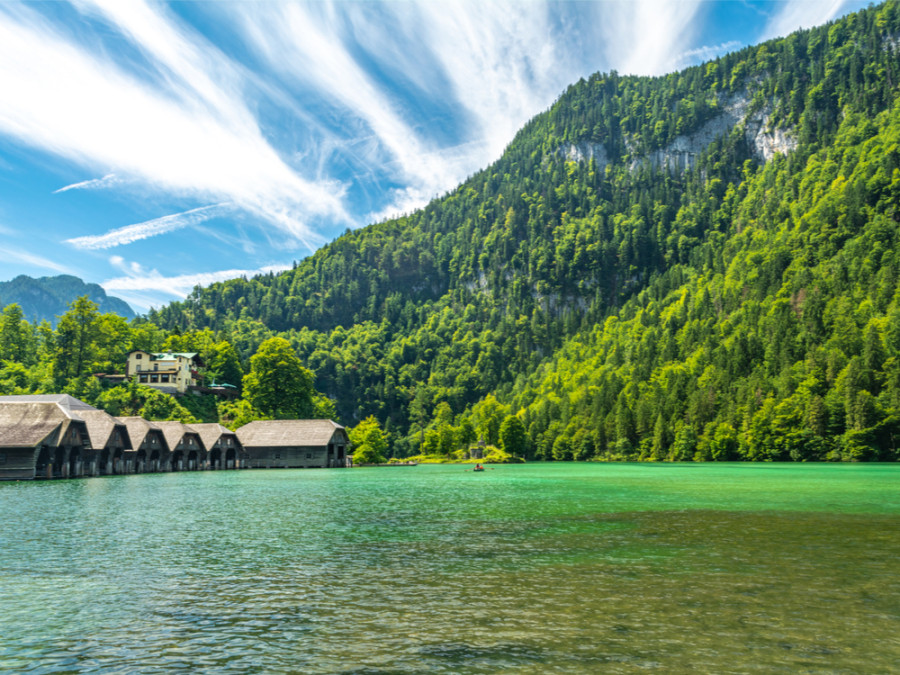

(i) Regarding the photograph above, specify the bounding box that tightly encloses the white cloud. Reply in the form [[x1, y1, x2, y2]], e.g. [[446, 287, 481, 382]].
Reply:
[[233, 3, 462, 215], [591, 1, 705, 77], [71, 0, 252, 130], [761, 0, 859, 41], [102, 261, 293, 312], [675, 41, 744, 68], [0, 2, 347, 249], [54, 173, 124, 194], [66, 204, 230, 250], [0, 245, 73, 274], [365, 186, 436, 226], [396, 1, 571, 171]]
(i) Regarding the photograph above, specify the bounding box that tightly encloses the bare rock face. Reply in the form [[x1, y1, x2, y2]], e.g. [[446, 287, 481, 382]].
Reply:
[[561, 91, 797, 173], [564, 141, 610, 167], [745, 107, 798, 162]]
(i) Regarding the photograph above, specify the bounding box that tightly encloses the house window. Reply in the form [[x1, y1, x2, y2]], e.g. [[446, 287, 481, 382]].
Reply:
[[306, 453, 312, 459], [150, 374, 159, 383], [139, 374, 148, 383], [161, 374, 169, 383], [0, 453, 6, 465], [136, 353, 143, 359]]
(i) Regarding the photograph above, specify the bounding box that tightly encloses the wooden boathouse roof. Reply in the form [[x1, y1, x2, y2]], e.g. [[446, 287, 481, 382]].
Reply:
[[0, 402, 65, 448], [187, 423, 239, 450], [236, 419, 346, 448], [0, 394, 96, 413], [116, 416, 169, 452], [0, 398, 90, 448], [154, 420, 206, 452], [78, 409, 133, 451]]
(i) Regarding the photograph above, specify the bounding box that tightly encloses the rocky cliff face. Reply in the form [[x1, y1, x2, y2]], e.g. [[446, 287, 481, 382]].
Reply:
[[563, 91, 798, 172]]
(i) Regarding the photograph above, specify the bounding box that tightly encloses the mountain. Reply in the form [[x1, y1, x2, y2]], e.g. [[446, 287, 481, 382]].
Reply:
[[150, 2, 900, 460], [0, 275, 135, 324]]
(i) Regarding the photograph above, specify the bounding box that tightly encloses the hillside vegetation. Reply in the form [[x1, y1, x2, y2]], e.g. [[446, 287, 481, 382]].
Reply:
[[4, 2, 900, 460], [0, 275, 134, 325]]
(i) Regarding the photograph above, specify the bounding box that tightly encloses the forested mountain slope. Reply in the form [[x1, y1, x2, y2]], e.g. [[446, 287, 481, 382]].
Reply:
[[150, 2, 900, 459], [0, 275, 134, 324], [516, 104, 900, 461]]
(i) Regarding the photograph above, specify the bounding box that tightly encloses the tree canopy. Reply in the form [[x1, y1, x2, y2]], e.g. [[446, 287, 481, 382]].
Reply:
[[243, 337, 316, 418], [349, 416, 388, 464]]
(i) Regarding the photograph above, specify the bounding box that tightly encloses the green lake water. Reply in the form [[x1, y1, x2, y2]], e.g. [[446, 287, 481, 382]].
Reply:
[[1, 463, 898, 673]]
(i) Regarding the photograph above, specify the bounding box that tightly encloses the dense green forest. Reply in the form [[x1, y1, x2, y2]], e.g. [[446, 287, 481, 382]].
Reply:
[[3, 2, 900, 460]]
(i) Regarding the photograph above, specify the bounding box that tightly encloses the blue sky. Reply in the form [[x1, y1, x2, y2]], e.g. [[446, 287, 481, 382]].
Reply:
[[0, 0, 870, 313]]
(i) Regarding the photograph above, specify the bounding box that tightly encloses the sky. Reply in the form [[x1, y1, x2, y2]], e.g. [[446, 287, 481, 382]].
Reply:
[[0, 0, 871, 313]]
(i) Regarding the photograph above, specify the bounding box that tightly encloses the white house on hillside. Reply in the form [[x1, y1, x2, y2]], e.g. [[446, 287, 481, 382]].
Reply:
[[125, 351, 202, 394]]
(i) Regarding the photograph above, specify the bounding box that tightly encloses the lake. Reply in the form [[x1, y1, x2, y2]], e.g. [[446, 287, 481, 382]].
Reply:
[[1, 463, 899, 673]]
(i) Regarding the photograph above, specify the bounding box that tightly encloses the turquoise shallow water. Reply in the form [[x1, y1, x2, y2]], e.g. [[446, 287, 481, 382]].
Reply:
[[1, 463, 899, 673]]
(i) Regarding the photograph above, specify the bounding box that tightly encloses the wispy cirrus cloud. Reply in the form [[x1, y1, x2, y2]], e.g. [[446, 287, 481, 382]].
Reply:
[[0, 245, 73, 274], [66, 204, 231, 250], [761, 0, 865, 41], [232, 2, 465, 221], [675, 40, 744, 68], [54, 173, 124, 194], [102, 257, 292, 311], [594, 1, 707, 77], [391, 1, 574, 173], [1, 0, 814, 258], [0, 1, 345, 249]]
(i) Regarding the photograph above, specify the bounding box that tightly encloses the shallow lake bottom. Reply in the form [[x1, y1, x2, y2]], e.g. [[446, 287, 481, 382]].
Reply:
[[1, 462, 898, 673]]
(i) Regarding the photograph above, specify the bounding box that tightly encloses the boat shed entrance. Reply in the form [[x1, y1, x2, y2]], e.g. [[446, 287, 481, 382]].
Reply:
[[188, 423, 243, 469], [237, 419, 350, 469], [0, 397, 91, 480], [154, 421, 206, 470], [116, 417, 170, 473], [79, 409, 133, 476]]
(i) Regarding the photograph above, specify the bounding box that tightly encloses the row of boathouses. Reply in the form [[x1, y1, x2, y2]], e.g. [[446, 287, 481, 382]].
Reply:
[[0, 395, 351, 480]]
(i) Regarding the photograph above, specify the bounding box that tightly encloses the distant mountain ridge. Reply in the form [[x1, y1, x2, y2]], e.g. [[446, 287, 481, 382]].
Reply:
[[0, 275, 135, 324]]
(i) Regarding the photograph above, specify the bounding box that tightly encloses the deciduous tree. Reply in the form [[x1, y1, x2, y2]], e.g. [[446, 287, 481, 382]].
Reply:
[[243, 337, 315, 418]]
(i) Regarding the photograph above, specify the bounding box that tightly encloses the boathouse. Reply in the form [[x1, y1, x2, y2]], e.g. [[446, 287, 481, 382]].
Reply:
[[79, 409, 133, 476], [237, 419, 350, 469], [154, 421, 207, 470], [117, 417, 169, 472], [0, 395, 91, 480], [188, 423, 243, 469]]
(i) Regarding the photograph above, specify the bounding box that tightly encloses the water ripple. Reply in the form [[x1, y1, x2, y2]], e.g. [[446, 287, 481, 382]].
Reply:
[[1, 464, 899, 673]]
